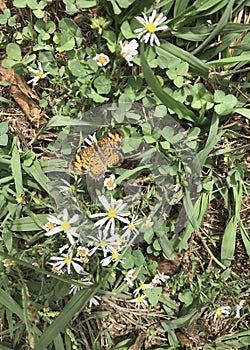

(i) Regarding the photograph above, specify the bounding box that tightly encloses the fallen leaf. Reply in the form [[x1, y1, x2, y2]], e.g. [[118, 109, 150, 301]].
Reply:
[[0, 63, 47, 126], [0, 0, 7, 11], [128, 332, 146, 350]]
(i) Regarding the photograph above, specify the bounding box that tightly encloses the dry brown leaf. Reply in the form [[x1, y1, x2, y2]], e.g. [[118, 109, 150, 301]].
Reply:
[[0, 63, 47, 126], [0, 0, 7, 11], [128, 332, 146, 350]]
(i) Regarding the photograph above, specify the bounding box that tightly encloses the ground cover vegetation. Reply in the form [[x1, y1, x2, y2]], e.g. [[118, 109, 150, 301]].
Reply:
[[0, 0, 249, 349]]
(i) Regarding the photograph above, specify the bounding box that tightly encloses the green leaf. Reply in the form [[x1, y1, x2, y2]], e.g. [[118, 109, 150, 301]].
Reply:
[[208, 54, 250, 67], [158, 234, 176, 259], [75, 0, 97, 8], [178, 290, 193, 306], [11, 138, 23, 195], [120, 20, 135, 38], [6, 43, 22, 61], [11, 214, 48, 231], [0, 134, 8, 146], [22, 159, 48, 192], [221, 216, 238, 266], [94, 76, 111, 94], [33, 9, 45, 19], [144, 287, 162, 307], [0, 288, 24, 321], [235, 107, 250, 120], [2, 228, 12, 252], [13, 0, 27, 8], [214, 90, 238, 116]]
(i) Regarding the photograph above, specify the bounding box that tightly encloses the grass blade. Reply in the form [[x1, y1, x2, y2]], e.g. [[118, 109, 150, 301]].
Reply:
[[22, 159, 48, 193], [192, 0, 234, 55], [11, 137, 23, 196], [0, 288, 24, 321], [221, 216, 237, 266], [140, 44, 196, 121], [34, 285, 99, 350]]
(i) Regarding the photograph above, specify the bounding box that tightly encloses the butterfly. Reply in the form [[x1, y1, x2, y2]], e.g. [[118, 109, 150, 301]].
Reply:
[[72, 130, 124, 179]]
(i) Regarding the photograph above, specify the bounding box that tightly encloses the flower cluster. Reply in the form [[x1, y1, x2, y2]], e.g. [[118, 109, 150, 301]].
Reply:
[[126, 271, 170, 309], [43, 186, 145, 310]]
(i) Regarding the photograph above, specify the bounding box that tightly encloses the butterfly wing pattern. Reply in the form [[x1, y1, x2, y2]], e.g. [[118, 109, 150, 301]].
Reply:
[[73, 130, 124, 180]]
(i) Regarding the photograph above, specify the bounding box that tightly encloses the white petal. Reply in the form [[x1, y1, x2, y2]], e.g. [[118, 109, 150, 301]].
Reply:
[[69, 214, 79, 224], [45, 226, 62, 236], [62, 208, 68, 221], [94, 216, 109, 228], [149, 9, 156, 23], [134, 28, 146, 34], [155, 25, 169, 31], [99, 195, 110, 210], [47, 215, 62, 225], [135, 15, 146, 25], [143, 32, 151, 44]]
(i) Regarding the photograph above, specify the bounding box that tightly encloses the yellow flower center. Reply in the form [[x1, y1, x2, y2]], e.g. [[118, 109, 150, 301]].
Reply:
[[52, 266, 60, 273], [112, 252, 119, 260], [36, 71, 44, 78], [215, 309, 222, 316], [145, 22, 156, 33], [16, 196, 23, 203], [106, 179, 114, 188], [98, 56, 107, 65], [70, 185, 76, 191], [128, 222, 135, 230], [64, 257, 72, 265], [60, 221, 70, 232], [82, 257, 89, 263], [3, 259, 12, 266], [137, 295, 143, 303], [140, 283, 146, 291], [100, 240, 107, 248], [47, 222, 55, 230], [108, 209, 116, 218], [117, 236, 123, 244], [78, 248, 87, 256]]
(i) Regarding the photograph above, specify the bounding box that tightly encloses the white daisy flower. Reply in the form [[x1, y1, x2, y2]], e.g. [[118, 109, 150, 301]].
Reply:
[[49, 250, 84, 275], [130, 294, 148, 309], [133, 281, 154, 297], [69, 278, 93, 295], [45, 208, 79, 245], [151, 272, 170, 285], [104, 174, 117, 190], [122, 214, 142, 240], [90, 195, 130, 235], [207, 306, 231, 322], [58, 177, 82, 194], [123, 268, 136, 287], [27, 62, 49, 86], [93, 53, 110, 66], [3, 258, 14, 267], [100, 246, 123, 266], [120, 39, 139, 66], [134, 10, 168, 46], [88, 228, 120, 257]]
